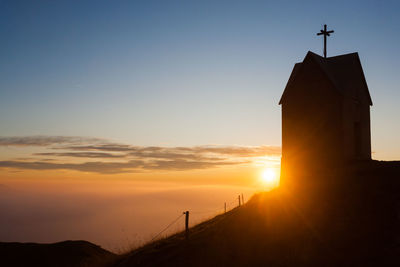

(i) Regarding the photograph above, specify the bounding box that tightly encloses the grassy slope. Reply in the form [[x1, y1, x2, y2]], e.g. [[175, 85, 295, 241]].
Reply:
[[0, 240, 116, 267], [112, 161, 400, 267]]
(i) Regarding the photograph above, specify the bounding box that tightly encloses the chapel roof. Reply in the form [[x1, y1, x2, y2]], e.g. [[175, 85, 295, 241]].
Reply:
[[279, 51, 372, 105]]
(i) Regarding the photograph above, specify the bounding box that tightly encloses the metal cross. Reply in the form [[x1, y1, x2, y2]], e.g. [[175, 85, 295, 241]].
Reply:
[[317, 24, 334, 58]]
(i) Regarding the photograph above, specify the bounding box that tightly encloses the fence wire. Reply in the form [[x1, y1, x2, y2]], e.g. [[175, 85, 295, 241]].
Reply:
[[148, 193, 246, 242], [150, 213, 185, 242]]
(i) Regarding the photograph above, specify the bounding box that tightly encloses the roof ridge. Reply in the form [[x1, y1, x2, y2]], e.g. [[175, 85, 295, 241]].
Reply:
[[306, 51, 359, 59], [305, 51, 341, 90], [279, 51, 372, 106], [326, 52, 359, 60]]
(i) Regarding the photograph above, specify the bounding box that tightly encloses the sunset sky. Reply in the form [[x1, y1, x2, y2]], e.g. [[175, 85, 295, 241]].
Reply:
[[1, 0, 399, 251]]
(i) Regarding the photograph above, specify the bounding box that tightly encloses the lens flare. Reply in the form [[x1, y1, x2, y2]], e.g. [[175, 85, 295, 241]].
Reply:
[[261, 168, 279, 187]]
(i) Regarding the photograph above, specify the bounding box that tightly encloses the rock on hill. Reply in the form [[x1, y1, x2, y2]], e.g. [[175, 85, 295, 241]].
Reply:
[[112, 161, 400, 267], [0, 240, 115, 267]]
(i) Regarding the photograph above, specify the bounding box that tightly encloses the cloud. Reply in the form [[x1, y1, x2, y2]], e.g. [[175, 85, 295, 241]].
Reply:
[[144, 159, 248, 171], [0, 136, 105, 147], [59, 144, 281, 159], [61, 144, 134, 152], [33, 152, 126, 159], [0, 158, 248, 174], [0, 135, 281, 174], [0, 160, 144, 174], [189, 145, 282, 157]]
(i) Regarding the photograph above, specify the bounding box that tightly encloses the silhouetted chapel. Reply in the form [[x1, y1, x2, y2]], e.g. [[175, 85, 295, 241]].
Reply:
[[279, 51, 372, 177]]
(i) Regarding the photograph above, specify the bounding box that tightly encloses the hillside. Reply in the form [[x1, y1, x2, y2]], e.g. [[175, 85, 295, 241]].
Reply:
[[0, 240, 115, 267], [1, 161, 398, 266], [112, 161, 400, 267]]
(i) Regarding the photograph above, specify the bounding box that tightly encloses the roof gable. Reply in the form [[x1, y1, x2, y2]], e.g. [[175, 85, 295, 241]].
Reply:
[[279, 51, 372, 105]]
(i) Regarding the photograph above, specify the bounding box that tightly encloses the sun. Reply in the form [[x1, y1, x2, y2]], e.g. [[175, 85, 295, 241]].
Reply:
[[261, 168, 279, 187]]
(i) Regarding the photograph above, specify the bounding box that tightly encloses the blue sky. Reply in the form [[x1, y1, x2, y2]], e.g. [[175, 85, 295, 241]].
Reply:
[[0, 0, 399, 159]]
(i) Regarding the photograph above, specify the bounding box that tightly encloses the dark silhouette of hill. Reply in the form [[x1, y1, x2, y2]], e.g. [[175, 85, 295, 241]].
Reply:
[[1, 161, 398, 266], [0, 240, 115, 267], [111, 160, 400, 267]]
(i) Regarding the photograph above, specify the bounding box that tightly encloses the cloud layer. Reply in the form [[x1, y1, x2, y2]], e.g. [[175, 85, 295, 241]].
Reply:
[[0, 136, 281, 174], [0, 136, 105, 147]]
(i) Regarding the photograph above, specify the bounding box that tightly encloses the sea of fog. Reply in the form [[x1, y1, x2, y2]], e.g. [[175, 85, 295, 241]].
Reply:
[[0, 182, 259, 253]]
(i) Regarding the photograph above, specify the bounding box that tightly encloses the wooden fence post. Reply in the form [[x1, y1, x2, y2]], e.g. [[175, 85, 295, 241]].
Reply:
[[241, 193, 244, 204], [183, 211, 189, 240], [224, 202, 226, 213], [238, 195, 241, 207]]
